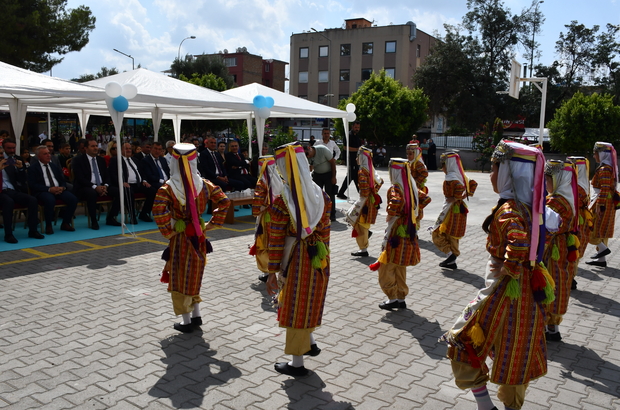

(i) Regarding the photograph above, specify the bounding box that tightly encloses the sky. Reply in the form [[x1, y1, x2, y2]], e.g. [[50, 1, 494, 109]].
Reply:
[[53, 0, 620, 87]]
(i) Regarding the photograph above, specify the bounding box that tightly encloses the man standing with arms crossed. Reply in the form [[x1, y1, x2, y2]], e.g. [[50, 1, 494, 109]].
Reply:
[[337, 121, 361, 200]]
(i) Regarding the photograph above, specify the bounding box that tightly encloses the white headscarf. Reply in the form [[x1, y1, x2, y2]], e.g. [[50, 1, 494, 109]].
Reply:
[[168, 143, 204, 206], [275, 142, 325, 239], [496, 158, 534, 206], [258, 155, 283, 204], [594, 141, 618, 188], [358, 146, 382, 188], [545, 159, 576, 215], [567, 156, 590, 195]]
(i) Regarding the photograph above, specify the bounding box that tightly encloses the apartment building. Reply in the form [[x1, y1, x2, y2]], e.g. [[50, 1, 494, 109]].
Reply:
[[290, 18, 438, 108]]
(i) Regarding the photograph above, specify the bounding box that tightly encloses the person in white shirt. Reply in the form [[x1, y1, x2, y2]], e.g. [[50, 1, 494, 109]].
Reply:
[[314, 128, 341, 161]]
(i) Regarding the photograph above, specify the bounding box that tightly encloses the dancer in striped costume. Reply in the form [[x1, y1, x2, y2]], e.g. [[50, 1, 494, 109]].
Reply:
[[566, 156, 591, 290], [153, 143, 230, 333], [543, 160, 578, 342], [441, 141, 553, 410], [268, 142, 331, 377], [406, 142, 431, 225], [586, 142, 618, 268]]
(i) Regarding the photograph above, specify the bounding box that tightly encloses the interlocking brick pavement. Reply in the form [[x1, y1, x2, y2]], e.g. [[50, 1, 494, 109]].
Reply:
[[0, 165, 619, 409]]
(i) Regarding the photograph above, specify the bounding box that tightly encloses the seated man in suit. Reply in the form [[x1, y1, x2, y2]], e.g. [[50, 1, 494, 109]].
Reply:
[[108, 143, 157, 224], [141, 141, 170, 191], [198, 136, 244, 191], [226, 140, 257, 189], [72, 139, 120, 230], [28, 145, 77, 234], [0, 139, 44, 243]]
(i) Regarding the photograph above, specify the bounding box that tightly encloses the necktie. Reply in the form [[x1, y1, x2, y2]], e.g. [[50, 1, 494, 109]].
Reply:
[[45, 164, 56, 187], [126, 157, 141, 183], [236, 153, 248, 174], [156, 157, 165, 179], [211, 151, 223, 175], [92, 157, 102, 185], [0, 166, 3, 191]]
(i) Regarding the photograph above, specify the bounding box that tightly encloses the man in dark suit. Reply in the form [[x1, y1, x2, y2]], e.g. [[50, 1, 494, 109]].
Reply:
[[0, 139, 44, 243], [226, 140, 257, 189], [28, 146, 77, 234], [198, 136, 244, 191], [108, 142, 157, 224], [72, 139, 120, 229], [141, 141, 170, 190]]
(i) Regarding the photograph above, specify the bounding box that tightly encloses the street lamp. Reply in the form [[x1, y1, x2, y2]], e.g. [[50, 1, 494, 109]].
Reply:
[[311, 28, 332, 107], [530, 1, 544, 78], [178, 36, 196, 61], [113, 48, 134, 70]]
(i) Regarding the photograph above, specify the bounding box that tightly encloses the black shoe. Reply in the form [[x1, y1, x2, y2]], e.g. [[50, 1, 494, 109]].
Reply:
[[106, 218, 121, 227], [351, 250, 369, 257], [585, 260, 607, 268], [138, 213, 153, 222], [399, 301, 407, 309], [258, 273, 269, 283], [173, 322, 193, 333], [379, 300, 400, 311], [4, 235, 18, 244], [91, 220, 100, 230], [439, 254, 457, 266], [191, 317, 202, 327], [274, 362, 309, 376], [368, 231, 373, 239], [571, 279, 577, 290], [60, 223, 75, 232], [28, 231, 45, 239], [591, 248, 611, 259], [545, 331, 562, 342], [304, 344, 321, 357], [336, 194, 347, 200]]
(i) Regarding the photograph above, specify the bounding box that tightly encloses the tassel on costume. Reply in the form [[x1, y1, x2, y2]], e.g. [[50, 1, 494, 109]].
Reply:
[[505, 277, 521, 300], [174, 219, 186, 233], [160, 270, 170, 283], [264, 212, 271, 223], [352, 228, 359, 238], [396, 224, 408, 238], [256, 223, 263, 236], [311, 255, 322, 269], [579, 215, 584, 225], [369, 260, 381, 271], [378, 250, 388, 264], [316, 241, 328, 259], [460, 203, 468, 214], [468, 322, 485, 348], [464, 343, 481, 369], [567, 233, 579, 262], [531, 264, 546, 291], [161, 247, 170, 261], [205, 239, 213, 254], [452, 203, 460, 213], [573, 234, 581, 249], [249, 243, 257, 255], [389, 236, 400, 248], [551, 244, 560, 261]]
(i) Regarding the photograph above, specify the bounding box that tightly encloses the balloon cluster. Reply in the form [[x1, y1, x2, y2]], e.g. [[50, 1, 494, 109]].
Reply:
[[253, 95, 274, 119], [105, 82, 138, 113], [346, 103, 356, 122]]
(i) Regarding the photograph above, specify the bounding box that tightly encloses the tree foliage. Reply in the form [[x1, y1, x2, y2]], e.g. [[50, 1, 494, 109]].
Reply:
[[178, 73, 228, 92], [472, 118, 504, 171], [0, 0, 95, 72], [169, 55, 234, 90], [335, 70, 429, 146], [72, 66, 119, 83], [547, 92, 620, 154]]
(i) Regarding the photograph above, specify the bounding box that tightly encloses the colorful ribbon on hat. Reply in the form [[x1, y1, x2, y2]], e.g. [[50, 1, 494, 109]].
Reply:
[[564, 162, 580, 232], [276, 144, 312, 238], [258, 156, 277, 204], [171, 148, 203, 240]]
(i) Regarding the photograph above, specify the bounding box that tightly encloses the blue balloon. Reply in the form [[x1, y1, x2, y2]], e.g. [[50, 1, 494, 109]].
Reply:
[[253, 95, 266, 108], [113, 96, 129, 112], [265, 96, 274, 108]]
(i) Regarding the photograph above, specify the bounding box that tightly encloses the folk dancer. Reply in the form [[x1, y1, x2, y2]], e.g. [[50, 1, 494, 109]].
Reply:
[[153, 143, 230, 333], [430, 151, 477, 269], [369, 158, 421, 311], [406, 142, 431, 225], [268, 142, 331, 376], [441, 140, 554, 410], [347, 146, 383, 257], [566, 156, 591, 290]]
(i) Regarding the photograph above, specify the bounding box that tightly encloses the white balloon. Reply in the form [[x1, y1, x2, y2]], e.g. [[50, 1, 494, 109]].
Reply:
[[347, 112, 357, 122], [346, 103, 356, 113], [122, 84, 138, 100], [105, 82, 122, 98], [258, 107, 271, 118]]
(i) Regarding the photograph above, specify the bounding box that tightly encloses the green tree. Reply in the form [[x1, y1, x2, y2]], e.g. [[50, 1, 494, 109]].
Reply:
[[0, 0, 95, 72], [548, 92, 620, 154], [335, 70, 429, 146], [72, 66, 119, 83], [178, 73, 227, 92], [169, 54, 234, 89], [472, 118, 504, 171]]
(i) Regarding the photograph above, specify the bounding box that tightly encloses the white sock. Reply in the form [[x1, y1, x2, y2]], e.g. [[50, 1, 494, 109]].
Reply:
[[289, 355, 304, 368], [387, 299, 398, 303], [447, 252, 453, 257], [361, 248, 367, 252], [596, 256, 607, 262], [192, 303, 201, 318], [397, 299, 405, 302], [181, 313, 191, 325], [471, 385, 495, 410], [310, 333, 316, 345]]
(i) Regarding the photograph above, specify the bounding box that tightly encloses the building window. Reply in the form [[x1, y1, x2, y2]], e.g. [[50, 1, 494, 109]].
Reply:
[[339, 94, 349, 101], [340, 44, 351, 56], [232, 74, 237, 83], [318, 71, 329, 83], [385, 68, 395, 79], [319, 45, 329, 57], [299, 71, 308, 83], [361, 68, 372, 81], [318, 95, 328, 105], [416, 44, 421, 58], [385, 41, 396, 53], [224, 57, 237, 67], [299, 47, 309, 58], [340, 69, 350, 81], [362, 42, 373, 55], [265, 64, 270, 72]]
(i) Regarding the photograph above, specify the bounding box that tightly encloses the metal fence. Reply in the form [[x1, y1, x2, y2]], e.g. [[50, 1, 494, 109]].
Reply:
[[427, 133, 474, 150]]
